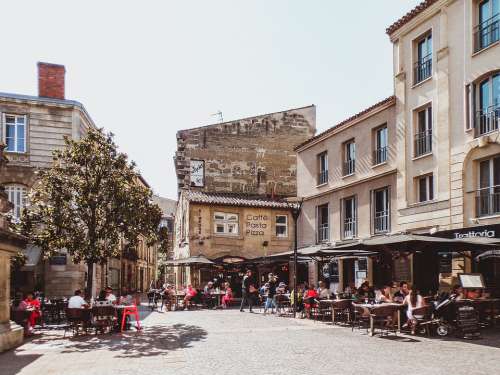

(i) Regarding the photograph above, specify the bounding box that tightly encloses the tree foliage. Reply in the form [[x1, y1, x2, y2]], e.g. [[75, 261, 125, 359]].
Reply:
[[21, 128, 162, 294]]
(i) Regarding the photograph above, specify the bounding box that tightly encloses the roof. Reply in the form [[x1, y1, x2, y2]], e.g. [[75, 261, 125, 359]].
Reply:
[[294, 96, 395, 151], [386, 0, 438, 35], [177, 104, 315, 134], [0, 91, 95, 128], [184, 190, 298, 209], [152, 195, 177, 217]]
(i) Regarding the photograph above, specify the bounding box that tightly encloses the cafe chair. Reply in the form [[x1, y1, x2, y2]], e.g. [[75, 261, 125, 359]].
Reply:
[[121, 305, 142, 332], [369, 304, 399, 337], [410, 305, 433, 336], [332, 299, 352, 325], [64, 308, 91, 337], [92, 305, 116, 334], [351, 303, 370, 333]]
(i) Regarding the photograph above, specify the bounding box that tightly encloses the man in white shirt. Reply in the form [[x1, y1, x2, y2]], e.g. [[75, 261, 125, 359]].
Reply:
[[68, 290, 89, 309], [105, 287, 117, 304]]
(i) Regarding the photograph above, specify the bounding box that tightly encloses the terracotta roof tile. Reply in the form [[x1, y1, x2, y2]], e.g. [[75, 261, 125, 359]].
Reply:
[[185, 190, 297, 209], [386, 0, 438, 35], [294, 96, 395, 151]]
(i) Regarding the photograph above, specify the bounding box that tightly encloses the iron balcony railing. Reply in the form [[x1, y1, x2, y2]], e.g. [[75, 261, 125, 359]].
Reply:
[[414, 53, 432, 84], [343, 217, 357, 239], [317, 224, 329, 243], [414, 129, 432, 157], [343, 159, 355, 176], [317, 170, 328, 185], [373, 146, 388, 165], [374, 210, 389, 234], [476, 186, 500, 217], [474, 14, 500, 52], [475, 104, 500, 137]]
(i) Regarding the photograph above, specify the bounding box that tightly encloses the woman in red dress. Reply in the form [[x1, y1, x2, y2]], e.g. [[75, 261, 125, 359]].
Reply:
[[303, 285, 319, 319], [221, 282, 233, 309], [24, 293, 41, 330]]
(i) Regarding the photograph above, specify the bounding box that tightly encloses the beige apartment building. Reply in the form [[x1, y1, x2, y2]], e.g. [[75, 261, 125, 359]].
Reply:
[[389, 0, 500, 291], [296, 97, 399, 290], [297, 0, 500, 294]]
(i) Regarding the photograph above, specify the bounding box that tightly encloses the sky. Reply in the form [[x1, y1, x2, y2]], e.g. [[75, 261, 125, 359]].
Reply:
[[1, 0, 421, 200]]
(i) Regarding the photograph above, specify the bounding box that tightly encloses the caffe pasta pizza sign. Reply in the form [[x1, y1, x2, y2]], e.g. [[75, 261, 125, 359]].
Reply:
[[246, 214, 268, 236]]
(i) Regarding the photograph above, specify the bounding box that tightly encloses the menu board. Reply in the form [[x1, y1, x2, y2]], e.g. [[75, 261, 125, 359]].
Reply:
[[459, 274, 485, 289]]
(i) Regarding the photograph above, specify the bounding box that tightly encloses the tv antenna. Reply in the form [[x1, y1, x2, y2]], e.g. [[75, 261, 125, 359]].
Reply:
[[211, 110, 223, 123]]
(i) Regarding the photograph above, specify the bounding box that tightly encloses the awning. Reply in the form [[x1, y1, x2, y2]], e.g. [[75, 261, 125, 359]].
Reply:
[[475, 250, 500, 261], [334, 233, 499, 253], [164, 255, 214, 266]]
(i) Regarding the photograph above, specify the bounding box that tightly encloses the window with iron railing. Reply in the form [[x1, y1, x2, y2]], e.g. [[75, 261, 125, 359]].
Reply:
[[415, 106, 432, 156], [477, 156, 500, 217], [373, 126, 388, 165], [373, 188, 390, 234], [343, 141, 355, 176], [474, 0, 500, 52], [343, 197, 357, 239], [317, 203, 329, 243], [414, 34, 432, 84], [475, 73, 500, 137], [317, 151, 328, 185]]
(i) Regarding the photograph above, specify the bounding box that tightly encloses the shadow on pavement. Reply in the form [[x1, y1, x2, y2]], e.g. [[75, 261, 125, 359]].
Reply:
[[0, 353, 42, 375]]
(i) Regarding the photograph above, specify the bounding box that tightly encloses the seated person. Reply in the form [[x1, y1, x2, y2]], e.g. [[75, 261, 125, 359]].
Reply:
[[304, 285, 319, 318], [222, 282, 233, 309], [68, 289, 89, 309], [204, 281, 216, 309], [105, 286, 117, 305], [393, 281, 410, 303], [24, 292, 41, 330], [376, 285, 393, 303], [318, 281, 331, 299], [95, 290, 113, 305], [356, 281, 375, 301], [184, 285, 197, 309], [404, 289, 425, 335], [276, 282, 287, 295], [119, 289, 135, 306]]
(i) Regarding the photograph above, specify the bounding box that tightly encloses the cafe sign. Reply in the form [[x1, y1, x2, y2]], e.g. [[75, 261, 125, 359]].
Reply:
[[246, 214, 268, 236], [453, 229, 495, 239]]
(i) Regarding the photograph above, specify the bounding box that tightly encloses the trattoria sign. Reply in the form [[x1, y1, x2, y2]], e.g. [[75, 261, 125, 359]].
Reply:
[[246, 214, 268, 236], [454, 229, 495, 239], [432, 224, 500, 240]]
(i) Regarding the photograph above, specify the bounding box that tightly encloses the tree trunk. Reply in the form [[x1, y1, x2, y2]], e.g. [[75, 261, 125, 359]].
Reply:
[[86, 261, 94, 298]]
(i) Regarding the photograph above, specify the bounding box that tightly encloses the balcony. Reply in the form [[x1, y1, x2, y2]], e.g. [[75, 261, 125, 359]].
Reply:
[[317, 224, 329, 243], [373, 146, 388, 165], [474, 14, 500, 53], [343, 159, 355, 176], [475, 105, 500, 137], [414, 54, 432, 84], [317, 170, 328, 185], [414, 129, 432, 157], [374, 210, 389, 234], [476, 186, 500, 217], [343, 218, 357, 239]]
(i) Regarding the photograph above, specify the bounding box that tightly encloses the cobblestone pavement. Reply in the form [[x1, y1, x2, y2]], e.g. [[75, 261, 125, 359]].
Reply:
[[1, 307, 500, 375]]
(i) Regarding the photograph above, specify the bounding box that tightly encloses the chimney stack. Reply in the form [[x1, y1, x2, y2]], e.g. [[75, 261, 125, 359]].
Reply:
[[37, 62, 65, 100]]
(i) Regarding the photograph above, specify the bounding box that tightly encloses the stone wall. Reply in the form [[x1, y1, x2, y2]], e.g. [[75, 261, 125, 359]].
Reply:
[[175, 105, 316, 196]]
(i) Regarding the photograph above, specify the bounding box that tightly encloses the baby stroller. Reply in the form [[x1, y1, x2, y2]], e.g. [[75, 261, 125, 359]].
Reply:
[[147, 288, 162, 311], [433, 295, 480, 338]]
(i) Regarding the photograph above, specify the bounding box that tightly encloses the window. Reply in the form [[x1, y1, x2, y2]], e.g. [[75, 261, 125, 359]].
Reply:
[[414, 33, 432, 84], [5, 184, 27, 221], [343, 140, 355, 176], [373, 188, 390, 233], [275, 215, 288, 237], [474, 0, 500, 52], [3, 114, 26, 153], [317, 152, 328, 185], [374, 126, 388, 165], [476, 155, 500, 217], [317, 204, 329, 243], [476, 73, 500, 136], [190, 160, 205, 187], [214, 212, 239, 235], [415, 106, 432, 156], [343, 196, 357, 239], [417, 174, 434, 203]]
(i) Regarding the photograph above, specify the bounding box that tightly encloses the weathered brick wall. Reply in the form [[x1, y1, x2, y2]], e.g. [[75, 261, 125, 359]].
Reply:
[[175, 105, 316, 196]]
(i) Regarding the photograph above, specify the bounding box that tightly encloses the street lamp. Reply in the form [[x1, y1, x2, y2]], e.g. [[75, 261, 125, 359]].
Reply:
[[286, 196, 303, 318]]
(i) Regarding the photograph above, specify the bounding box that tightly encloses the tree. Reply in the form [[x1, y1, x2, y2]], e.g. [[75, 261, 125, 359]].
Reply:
[[21, 128, 162, 297]]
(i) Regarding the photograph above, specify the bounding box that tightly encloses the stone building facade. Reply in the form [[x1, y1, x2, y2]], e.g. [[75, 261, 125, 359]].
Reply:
[[152, 195, 176, 283], [174, 105, 316, 197], [173, 190, 296, 289]]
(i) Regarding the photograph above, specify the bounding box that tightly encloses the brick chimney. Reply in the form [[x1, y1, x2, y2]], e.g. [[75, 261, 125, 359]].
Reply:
[[37, 62, 65, 100]]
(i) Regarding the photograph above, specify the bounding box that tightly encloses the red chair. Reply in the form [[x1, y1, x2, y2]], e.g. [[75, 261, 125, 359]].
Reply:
[[121, 305, 142, 331]]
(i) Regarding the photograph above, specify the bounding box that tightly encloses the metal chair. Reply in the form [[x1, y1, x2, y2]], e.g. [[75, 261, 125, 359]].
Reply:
[[351, 303, 370, 332], [369, 304, 399, 336]]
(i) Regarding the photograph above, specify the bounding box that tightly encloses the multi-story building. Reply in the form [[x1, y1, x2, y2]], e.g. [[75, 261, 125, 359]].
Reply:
[[296, 97, 398, 290], [388, 0, 500, 291], [173, 106, 316, 288], [152, 195, 176, 283]]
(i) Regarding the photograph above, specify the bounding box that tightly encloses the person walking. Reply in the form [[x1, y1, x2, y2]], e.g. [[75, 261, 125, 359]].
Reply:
[[264, 273, 277, 315], [240, 270, 254, 313]]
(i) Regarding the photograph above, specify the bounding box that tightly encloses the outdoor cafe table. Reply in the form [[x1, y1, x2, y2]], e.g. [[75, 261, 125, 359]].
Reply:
[[355, 302, 403, 336], [173, 292, 185, 309]]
